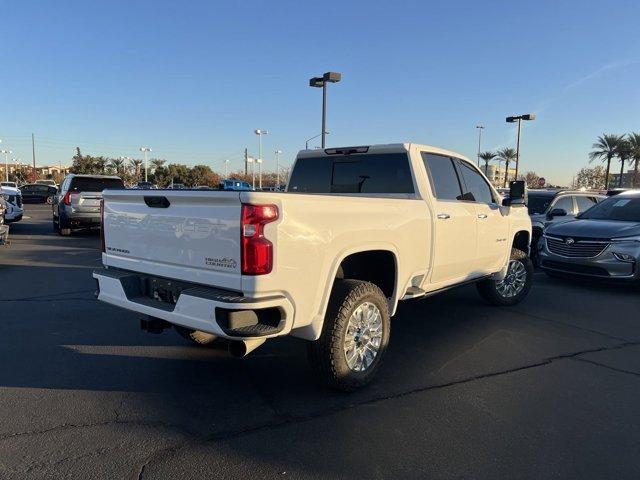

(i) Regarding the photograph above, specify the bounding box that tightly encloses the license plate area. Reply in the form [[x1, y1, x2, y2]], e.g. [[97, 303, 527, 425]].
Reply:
[[140, 277, 184, 305]]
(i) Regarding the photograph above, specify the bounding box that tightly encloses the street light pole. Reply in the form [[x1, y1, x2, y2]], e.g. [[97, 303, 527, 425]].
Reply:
[[506, 113, 535, 181], [224, 159, 229, 179], [257, 158, 263, 189], [309, 72, 341, 149], [247, 156, 255, 190], [475, 125, 484, 167], [1, 149, 13, 182], [275, 149, 282, 186], [139, 147, 151, 182], [254, 130, 268, 188]]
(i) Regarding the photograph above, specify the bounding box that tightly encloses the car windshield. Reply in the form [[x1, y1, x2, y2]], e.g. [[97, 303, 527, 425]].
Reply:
[[577, 196, 640, 222], [527, 194, 554, 214], [69, 177, 124, 192]]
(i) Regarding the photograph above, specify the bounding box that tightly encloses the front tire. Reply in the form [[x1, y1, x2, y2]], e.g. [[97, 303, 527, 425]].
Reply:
[[307, 279, 390, 392], [477, 248, 533, 306]]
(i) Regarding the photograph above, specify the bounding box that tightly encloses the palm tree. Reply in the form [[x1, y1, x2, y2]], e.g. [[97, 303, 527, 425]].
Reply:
[[129, 159, 143, 178], [627, 132, 640, 188], [615, 139, 631, 187], [109, 158, 125, 174], [150, 159, 166, 172], [589, 134, 624, 189], [496, 147, 517, 187], [478, 151, 497, 175]]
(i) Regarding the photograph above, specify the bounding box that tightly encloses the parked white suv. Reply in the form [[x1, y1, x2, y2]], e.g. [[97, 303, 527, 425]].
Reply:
[[94, 143, 533, 390], [0, 186, 24, 223]]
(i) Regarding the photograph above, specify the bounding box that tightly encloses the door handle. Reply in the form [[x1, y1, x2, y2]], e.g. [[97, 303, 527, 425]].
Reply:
[[437, 213, 450, 220], [477, 213, 488, 219]]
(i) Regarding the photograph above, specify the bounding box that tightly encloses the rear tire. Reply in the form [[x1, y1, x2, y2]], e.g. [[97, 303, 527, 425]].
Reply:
[[477, 248, 533, 306], [175, 326, 219, 346], [307, 279, 390, 392]]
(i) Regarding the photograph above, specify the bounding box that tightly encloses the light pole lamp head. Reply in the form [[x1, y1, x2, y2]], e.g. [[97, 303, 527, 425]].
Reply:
[[322, 72, 341, 83], [506, 113, 536, 123], [275, 149, 283, 154], [476, 124, 484, 129], [309, 76, 324, 88], [139, 147, 151, 152], [254, 129, 268, 135]]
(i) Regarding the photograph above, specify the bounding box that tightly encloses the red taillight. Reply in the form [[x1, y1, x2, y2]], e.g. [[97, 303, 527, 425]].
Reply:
[[63, 191, 72, 206], [241, 204, 278, 275], [100, 199, 105, 253]]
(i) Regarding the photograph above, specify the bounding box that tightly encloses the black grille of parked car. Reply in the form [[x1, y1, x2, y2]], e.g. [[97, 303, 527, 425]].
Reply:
[[541, 260, 611, 276], [546, 236, 609, 258]]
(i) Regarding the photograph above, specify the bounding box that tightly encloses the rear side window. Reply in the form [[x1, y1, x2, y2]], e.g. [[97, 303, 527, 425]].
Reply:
[[553, 196, 574, 214], [455, 160, 494, 204], [421, 153, 462, 200], [575, 196, 597, 213], [288, 153, 414, 194], [69, 177, 125, 192]]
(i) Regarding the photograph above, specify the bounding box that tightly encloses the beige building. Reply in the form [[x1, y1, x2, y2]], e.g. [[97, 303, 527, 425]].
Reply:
[[481, 164, 517, 187]]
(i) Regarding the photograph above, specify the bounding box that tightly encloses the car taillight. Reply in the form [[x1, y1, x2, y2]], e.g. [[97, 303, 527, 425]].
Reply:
[[241, 204, 278, 275], [63, 191, 72, 206], [100, 199, 105, 253]]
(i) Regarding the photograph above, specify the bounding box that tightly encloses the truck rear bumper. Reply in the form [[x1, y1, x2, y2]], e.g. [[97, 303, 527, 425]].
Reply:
[[93, 268, 294, 339]]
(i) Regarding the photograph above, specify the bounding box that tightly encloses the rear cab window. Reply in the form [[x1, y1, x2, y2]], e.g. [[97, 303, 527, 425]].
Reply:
[[288, 152, 414, 194], [69, 177, 125, 193]]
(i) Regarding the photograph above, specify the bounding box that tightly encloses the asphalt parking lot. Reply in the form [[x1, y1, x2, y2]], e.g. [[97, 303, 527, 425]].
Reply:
[[1, 204, 639, 479]]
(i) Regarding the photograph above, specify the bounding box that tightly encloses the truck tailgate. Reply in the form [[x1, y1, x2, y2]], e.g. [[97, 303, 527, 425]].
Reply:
[[102, 190, 243, 291]]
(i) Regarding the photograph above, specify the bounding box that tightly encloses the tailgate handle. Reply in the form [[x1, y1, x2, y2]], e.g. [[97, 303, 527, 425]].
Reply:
[[144, 196, 171, 208]]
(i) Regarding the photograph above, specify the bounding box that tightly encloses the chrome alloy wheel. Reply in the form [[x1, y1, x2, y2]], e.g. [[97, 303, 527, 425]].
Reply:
[[343, 301, 383, 372], [496, 259, 527, 298]]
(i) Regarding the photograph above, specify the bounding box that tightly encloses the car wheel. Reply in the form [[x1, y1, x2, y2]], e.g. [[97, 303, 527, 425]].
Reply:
[[174, 326, 219, 345], [307, 279, 390, 392], [477, 248, 533, 306]]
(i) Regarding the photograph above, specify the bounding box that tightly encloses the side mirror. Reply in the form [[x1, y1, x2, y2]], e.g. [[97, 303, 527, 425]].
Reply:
[[547, 208, 567, 219], [502, 180, 527, 206]]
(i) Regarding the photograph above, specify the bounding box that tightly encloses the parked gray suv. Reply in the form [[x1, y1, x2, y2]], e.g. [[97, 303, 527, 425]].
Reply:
[[53, 174, 124, 235], [528, 190, 605, 263], [539, 190, 640, 281]]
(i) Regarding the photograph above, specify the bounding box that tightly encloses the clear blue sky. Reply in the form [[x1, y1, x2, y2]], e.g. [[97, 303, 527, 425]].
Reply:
[[2, 0, 639, 185]]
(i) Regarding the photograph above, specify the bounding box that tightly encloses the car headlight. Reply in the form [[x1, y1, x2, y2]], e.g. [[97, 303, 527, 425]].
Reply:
[[611, 236, 640, 243]]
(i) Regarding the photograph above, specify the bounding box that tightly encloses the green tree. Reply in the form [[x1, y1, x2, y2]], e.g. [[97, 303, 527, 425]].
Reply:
[[589, 134, 624, 189], [188, 165, 221, 187], [109, 158, 125, 174], [574, 165, 606, 189], [166, 164, 190, 186], [150, 158, 166, 172], [627, 132, 640, 188], [478, 151, 497, 175], [128, 159, 143, 179], [496, 148, 517, 187], [522, 171, 542, 188]]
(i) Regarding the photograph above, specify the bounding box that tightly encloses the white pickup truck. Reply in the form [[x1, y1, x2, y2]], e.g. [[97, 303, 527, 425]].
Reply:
[[94, 143, 532, 391]]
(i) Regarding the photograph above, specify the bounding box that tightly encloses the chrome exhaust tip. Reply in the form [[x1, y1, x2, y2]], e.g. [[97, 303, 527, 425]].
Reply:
[[228, 338, 266, 358]]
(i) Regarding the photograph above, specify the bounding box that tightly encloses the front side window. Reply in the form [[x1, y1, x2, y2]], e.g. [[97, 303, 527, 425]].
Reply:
[[288, 153, 414, 194], [422, 153, 462, 200], [455, 160, 494, 204]]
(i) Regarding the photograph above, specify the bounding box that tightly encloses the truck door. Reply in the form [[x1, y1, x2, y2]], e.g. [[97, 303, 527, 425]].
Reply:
[[421, 153, 478, 284], [454, 159, 509, 273]]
